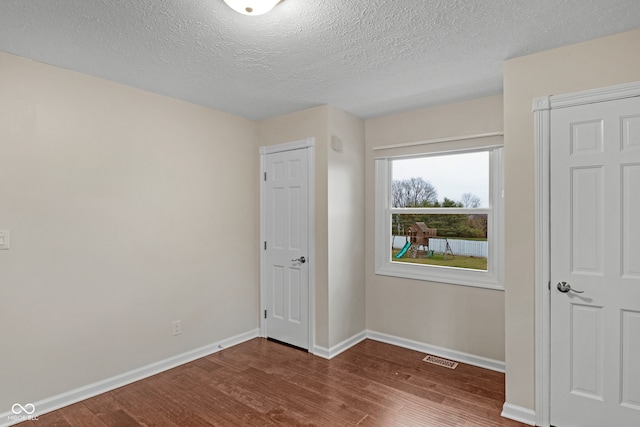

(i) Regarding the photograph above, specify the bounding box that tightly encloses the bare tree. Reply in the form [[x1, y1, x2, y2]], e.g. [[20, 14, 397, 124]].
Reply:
[[461, 193, 481, 208], [392, 177, 438, 207]]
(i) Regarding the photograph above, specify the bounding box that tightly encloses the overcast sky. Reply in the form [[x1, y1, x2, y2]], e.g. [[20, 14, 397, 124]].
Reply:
[[392, 151, 489, 207]]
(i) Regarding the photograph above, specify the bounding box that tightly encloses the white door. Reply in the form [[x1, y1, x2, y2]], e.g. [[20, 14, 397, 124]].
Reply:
[[550, 96, 640, 426], [264, 148, 310, 349]]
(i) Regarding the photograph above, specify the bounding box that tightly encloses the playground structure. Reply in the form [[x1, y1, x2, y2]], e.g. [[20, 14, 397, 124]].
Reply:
[[407, 222, 436, 257], [395, 222, 436, 259], [394, 222, 455, 260]]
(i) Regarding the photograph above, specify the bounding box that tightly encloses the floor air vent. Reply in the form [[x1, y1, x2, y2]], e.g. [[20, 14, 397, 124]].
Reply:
[[422, 355, 458, 369]]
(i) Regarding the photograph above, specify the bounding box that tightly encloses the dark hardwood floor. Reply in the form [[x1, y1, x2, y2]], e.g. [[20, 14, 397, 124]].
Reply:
[[20, 338, 527, 426]]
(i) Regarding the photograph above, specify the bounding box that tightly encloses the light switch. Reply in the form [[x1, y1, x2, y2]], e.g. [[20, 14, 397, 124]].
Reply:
[[331, 135, 343, 152], [0, 230, 10, 250]]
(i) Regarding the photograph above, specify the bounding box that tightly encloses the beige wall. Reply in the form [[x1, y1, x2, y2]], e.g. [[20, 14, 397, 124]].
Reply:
[[258, 106, 331, 348], [327, 106, 366, 347], [364, 95, 506, 361], [503, 28, 640, 410], [0, 52, 259, 409]]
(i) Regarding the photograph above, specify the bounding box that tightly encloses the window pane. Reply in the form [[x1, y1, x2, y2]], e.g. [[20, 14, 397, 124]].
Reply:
[[391, 213, 488, 271], [391, 151, 489, 208]]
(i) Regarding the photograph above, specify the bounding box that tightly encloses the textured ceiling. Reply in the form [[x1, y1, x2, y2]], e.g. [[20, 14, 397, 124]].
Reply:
[[0, 0, 639, 120]]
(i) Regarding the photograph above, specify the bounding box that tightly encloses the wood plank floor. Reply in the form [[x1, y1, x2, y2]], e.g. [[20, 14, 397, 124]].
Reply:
[[19, 339, 527, 426]]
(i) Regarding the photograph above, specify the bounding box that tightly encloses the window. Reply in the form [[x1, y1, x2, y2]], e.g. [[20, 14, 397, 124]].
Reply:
[[375, 147, 503, 289]]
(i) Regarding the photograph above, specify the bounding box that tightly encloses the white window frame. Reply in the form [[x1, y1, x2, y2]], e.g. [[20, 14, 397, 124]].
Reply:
[[374, 146, 504, 290]]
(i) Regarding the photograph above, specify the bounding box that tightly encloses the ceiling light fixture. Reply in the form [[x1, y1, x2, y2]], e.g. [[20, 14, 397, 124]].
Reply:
[[223, 0, 282, 16]]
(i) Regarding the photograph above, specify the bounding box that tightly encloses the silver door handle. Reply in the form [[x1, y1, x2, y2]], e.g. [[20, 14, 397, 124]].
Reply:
[[291, 256, 306, 264], [557, 281, 584, 294]]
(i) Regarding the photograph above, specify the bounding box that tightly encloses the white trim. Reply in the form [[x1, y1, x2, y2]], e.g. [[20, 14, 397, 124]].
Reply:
[[374, 263, 503, 290], [533, 96, 552, 427], [311, 330, 506, 374], [366, 330, 505, 373], [373, 144, 504, 161], [313, 331, 368, 359], [259, 138, 314, 154], [374, 146, 504, 290], [0, 329, 259, 427], [390, 207, 491, 215], [307, 143, 316, 353], [259, 138, 316, 352], [372, 132, 503, 151], [259, 151, 267, 338], [533, 80, 640, 427], [501, 403, 537, 426], [549, 80, 640, 110]]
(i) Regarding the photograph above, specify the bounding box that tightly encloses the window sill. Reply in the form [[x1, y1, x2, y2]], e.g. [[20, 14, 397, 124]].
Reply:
[[375, 261, 504, 291]]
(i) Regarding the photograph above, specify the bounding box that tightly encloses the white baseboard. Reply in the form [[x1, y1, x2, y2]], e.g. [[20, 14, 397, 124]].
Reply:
[[312, 330, 505, 374], [313, 331, 367, 359], [501, 403, 536, 426], [0, 329, 259, 427], [366, 330, 506, 373]]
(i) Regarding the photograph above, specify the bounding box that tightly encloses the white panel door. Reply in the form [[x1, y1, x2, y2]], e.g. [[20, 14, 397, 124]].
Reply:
[[550, 96, 640, 426], [265, 148, 309, 349]]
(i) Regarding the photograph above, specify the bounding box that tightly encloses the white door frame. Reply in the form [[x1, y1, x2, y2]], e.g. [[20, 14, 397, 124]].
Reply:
[[259, 138, 315, 352], [533, 81, 640, 427]]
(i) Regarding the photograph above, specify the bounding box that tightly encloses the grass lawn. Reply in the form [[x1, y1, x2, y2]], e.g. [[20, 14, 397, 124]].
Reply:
[[392, 249, 487, 270]]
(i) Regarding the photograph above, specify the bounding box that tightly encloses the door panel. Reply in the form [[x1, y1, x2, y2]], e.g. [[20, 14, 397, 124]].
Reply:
[[551, 96, 640, 427], [621, 310, 640, 409], [571, 119, 603, 154], [622, 115, 640, 150], [570, 166, 604, 274], [265, 148, 309, 349], [622, 164, 640, 278], [569, 304, 604, 399]]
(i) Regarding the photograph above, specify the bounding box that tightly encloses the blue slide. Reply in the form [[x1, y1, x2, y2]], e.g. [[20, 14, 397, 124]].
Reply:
[[395, 241, 412, 258]]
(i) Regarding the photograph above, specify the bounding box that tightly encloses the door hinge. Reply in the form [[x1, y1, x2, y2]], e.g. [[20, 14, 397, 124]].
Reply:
[[264, 309, 267, 319], [548, 280, 551, 290], [264, 172, 267, 181], [264, 241, 267, 250]]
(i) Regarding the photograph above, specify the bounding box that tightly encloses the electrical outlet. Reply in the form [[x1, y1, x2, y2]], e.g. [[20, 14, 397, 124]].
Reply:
[[0, 230, 9, 250], [171, 320, 181, 336]]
